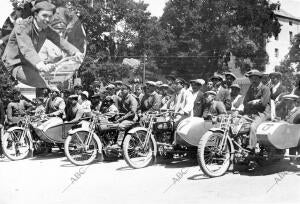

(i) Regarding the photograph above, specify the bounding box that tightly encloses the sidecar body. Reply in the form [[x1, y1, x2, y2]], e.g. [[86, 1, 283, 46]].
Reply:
[[32, 117, 78, 143], [256, 121, 300, 149], [175, 117, 216, 147]]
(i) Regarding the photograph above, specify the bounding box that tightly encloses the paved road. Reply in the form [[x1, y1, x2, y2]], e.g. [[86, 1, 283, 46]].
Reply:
[[1, 151, 300, 204]]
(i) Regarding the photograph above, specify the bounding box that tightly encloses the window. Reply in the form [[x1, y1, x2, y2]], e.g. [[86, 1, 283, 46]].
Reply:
[[289, 21, 293, 26], [290, 31, 293, 43], [275, 48, 279, 58]]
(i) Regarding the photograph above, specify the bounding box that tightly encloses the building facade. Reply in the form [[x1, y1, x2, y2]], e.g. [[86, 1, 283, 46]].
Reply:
[[265, 8, 300, 73]]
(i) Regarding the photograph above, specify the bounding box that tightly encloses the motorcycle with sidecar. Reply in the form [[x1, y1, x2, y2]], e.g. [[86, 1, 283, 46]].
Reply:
[[197, 113, 299, 177], [1, 112, 78, 161], [122, 110, 218, 169]]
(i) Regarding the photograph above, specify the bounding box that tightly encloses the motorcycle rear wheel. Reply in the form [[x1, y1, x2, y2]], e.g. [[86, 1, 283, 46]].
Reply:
[[123, 130, 156, 169], [1, 129, 31, 161], [197, 132, 231, 178], [64, 131, 98, 166]]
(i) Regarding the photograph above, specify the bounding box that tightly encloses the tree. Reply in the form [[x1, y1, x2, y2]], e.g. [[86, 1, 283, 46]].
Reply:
[[158, 0, 281, 79]]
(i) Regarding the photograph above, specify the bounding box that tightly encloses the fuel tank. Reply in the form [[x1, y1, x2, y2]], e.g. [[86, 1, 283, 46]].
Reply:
[[256, 121, 300, 149], [175, 117, 215, 147]]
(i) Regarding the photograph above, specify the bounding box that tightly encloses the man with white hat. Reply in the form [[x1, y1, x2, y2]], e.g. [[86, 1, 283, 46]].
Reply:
[[80, 91, 92, 116]]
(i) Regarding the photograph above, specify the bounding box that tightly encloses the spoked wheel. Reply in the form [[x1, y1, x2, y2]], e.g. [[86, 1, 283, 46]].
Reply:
[[1, 129, 31, 161], [64, 131, 98, 166], [123, 130, 156, 169], [197, 132, 231, 177]]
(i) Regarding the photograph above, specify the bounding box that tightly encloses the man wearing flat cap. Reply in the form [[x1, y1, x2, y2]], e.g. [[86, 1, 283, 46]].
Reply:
[[200, 91, 226, 120], [139, 81, 162, 112], [2, 1, 83, 88], [269, 71, 287, 102], [243, 70, 271, 151]]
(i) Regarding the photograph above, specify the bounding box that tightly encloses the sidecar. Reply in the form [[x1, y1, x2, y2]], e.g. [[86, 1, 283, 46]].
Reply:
[[32, 117, 78, 144], [256, 121, 300, 149], [175, 117, 216, 147]]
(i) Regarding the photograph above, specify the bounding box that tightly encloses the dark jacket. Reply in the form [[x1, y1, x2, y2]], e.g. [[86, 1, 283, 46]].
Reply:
[[270, 83, 287, 101], [140, 91, 162, 112], [243, 83, 271, 115]]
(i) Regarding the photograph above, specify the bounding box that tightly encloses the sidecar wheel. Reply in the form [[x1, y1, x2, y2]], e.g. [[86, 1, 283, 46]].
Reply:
[[197, 132, 231, 178], [64, 131, 98, 166], [123, 130, 156, 169], [1, 129, 30, 161]]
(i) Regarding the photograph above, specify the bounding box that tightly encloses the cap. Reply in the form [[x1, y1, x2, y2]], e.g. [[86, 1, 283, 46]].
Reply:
[[175, 77, 187, 85], [282, 94, 299, 101], [146, 81, 158, 87], [210, 75, 224, 81], [49, 85, 60, 94], [32, 1, 56, 13], [269, 72, 282, 78], [68, 95, 79, 100], [81, 91, 89, 98], [204, 90, 217, 96], [224, 72, 237, 80], [114, 80, 123, 85], [230, 84, 241, 90], [190, 79, 205, 86], [245, 69, 263, 78], [160, 84, 169, 89], [106, 84, 116, 89]]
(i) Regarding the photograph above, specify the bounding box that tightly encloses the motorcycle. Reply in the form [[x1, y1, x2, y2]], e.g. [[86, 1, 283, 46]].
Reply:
[[1, 111, 78, 161], [122, 110, 217, 169], [197, 113, 291, 178], [64, 111, 140, 166]]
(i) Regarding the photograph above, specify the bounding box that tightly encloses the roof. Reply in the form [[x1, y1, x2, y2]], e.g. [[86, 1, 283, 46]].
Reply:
[[274, 9, 300, 22]]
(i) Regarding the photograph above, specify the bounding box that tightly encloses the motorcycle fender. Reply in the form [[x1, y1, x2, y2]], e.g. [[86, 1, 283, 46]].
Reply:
[[6, 127, 34, 156], [67, 130, 103, 155], [207, 129, 235, 161], [126, 127, 157, 158]]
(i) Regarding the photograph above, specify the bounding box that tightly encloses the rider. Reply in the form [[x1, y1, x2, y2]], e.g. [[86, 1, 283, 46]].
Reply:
[[115, 83, 139, 146], [243, 70, 271, 151], [1, 1, 83, 88], [6, 89, 34, 124], [139, 81, 162, 113], [200, 91, 227, 120], [190, 79, 205, 117], [45, 86, 65, 118], [65, 95, 84, 123], [100, 96, 119, 118]]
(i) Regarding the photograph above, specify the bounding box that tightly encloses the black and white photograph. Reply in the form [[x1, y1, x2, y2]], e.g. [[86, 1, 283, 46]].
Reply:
[[0, 0, 300, 204]]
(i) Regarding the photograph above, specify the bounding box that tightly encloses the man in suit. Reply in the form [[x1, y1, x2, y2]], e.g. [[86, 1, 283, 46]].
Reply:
[[190, 79, 205, 117], [269, 72, 287, 102], [2, 1, 83, 88]]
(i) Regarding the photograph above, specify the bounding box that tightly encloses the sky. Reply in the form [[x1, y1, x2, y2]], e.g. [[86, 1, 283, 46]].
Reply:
[[0, 0, 299, 27]]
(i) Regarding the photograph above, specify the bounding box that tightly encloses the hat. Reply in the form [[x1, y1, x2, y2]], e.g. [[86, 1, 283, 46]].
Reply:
[[224, 72, 237, 80], [282, 94, 299, 101], [269, 72, 282, 78], [114, 80, 123, 85], [49, 85, 60, 94], [156, 81, 163, 86], [106, 84, 116, 89], [166, 75, 176, 81], [231, 84, 241, 90], [81, 91, 89, 98], [32, 1, 56, 13], [160, 84, 169, 89], [210, 75, 224, 81], [190, 79, 205, 86], [175, 77, 186, 85], [204, 90, 217, 96], [68, 95, 79, 100], [146, 81, 158, 87], [245, 69, 263, 78]]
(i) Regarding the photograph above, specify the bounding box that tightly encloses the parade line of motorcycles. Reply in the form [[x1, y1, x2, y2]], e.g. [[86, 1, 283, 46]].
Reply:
[[1, 107, 300, 178]]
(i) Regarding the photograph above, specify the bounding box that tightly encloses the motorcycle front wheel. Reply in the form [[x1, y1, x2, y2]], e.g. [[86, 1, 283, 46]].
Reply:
[[123, 130, 156, 169], [1, 129, 31, 161], [64, 131, 99, 166], [197, 132, 231, 178]]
